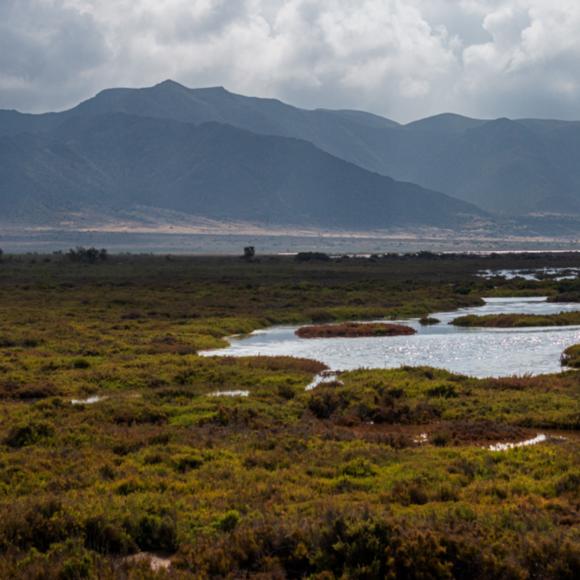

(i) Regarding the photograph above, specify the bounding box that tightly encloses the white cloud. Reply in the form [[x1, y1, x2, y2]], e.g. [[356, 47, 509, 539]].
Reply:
[[458, 0, 580, 117], [2, 0, 580, 121], [0, 0, 108, 109]]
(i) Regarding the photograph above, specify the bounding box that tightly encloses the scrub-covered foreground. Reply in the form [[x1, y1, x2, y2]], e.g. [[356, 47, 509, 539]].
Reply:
[[0, 253, 578, 579]]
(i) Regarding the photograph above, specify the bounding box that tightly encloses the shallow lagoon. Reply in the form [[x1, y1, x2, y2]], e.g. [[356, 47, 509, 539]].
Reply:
[[205, 297, 580, 378]]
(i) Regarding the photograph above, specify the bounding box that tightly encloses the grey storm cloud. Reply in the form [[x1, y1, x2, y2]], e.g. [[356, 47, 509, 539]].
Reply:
[[1, 0, 580, 121]]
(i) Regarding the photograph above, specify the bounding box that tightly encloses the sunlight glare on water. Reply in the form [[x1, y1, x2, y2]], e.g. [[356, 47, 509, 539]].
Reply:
[[203, 298, 580, 378]]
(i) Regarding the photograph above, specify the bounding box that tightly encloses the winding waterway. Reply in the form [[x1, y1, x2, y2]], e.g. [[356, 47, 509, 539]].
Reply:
[[204, 297, 580, 378]]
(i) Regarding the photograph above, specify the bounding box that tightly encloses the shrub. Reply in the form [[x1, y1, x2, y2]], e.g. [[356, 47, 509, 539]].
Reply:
[[72, 358, 91, 370], [129, 514, 178, 553], [115, 478, 145, 496], [0, 337, 41, 349], [391, 481, 430, 506], [216, 510, 241, 532], [341, 458, 376, 478], [432, 430, 451, 447], [0, 498, 79, 552], [111, 404, 168, 426], [58, 552, 94, 580], [427, 384, 459, 398], [174, 454, 204, 473], [555, 472, 580, 495], [5, 420, 55, 448], [277, 384, 296, 400], [308, 390, 343, 419], [0, 381, 59, 400], [561, 344, 580, 368], [84, 516, 135, 555]]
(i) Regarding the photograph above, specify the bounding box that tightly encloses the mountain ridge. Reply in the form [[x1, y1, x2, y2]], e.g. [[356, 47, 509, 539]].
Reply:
[[0, 111, 486, 230], [1, 80, 580, 226]]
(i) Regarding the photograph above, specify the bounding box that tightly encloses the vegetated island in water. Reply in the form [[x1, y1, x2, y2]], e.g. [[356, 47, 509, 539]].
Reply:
[[452, 311, 580, 328], [419, 316, 441, 326], [548, 291, 580, 303], [296, 322, 416, 338], [562, 344, 580, 368]]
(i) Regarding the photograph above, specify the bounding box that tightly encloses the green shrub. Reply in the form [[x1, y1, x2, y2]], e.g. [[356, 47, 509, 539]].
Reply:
[[58, 552, 95, 580], [129, 514, 178, 552], [427, 384, 459, 398], [341, 458, 376, 478], [0, 498, 79, 552], [72, 358, 91, 370], [115, 478, 145, 496], [277, 384, 296, 400], [173, 453, 204, 473], [84, 516, 135, 555], [5, 421, 55, 448], [432, 431, 451, 447], [308, 390, 345, 419], [216, 510, 241, 532]]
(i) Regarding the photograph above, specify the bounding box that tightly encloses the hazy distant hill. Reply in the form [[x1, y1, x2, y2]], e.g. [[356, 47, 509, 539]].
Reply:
[[384, 116, 580, 214], [1, 80, 579, 225]]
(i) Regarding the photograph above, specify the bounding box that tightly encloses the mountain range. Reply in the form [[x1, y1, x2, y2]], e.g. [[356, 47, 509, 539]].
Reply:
[[1, 80, 579, 233]]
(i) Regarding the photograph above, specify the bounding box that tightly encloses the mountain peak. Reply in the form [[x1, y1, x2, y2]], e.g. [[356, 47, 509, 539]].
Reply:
[[489, 117, 515, 125], [152, 80, 231, 96], [405, 112, 486, 133], [153, 79, 188, 90], [193, 85, 231, 95]]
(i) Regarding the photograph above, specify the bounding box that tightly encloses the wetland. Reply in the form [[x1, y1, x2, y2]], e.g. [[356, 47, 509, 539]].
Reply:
[[0, 252, 578, 578]]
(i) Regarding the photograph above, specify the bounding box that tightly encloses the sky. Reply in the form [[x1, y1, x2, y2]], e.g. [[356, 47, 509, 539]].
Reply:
[[1, 0, 580, 122]]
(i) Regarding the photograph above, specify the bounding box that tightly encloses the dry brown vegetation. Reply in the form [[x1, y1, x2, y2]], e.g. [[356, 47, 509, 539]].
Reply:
[[453, 312, 580, 328], [296, 322, 416, 338], [562, 344, 580, 368]]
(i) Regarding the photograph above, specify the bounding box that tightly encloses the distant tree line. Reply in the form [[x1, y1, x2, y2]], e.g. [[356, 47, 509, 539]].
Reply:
[[67, 247, 108, 263]]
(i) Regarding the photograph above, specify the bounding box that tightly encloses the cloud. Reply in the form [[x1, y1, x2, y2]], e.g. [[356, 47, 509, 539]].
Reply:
[[0, 0, 108, 111], [459, 0, 580, 118], [1, 0, 580, 121]]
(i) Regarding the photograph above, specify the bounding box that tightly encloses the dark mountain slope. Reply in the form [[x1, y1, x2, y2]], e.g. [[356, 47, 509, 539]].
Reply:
[[0, 132, 111, 222], [0, 110, 62, 137], [1, 113, 484, 228]]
